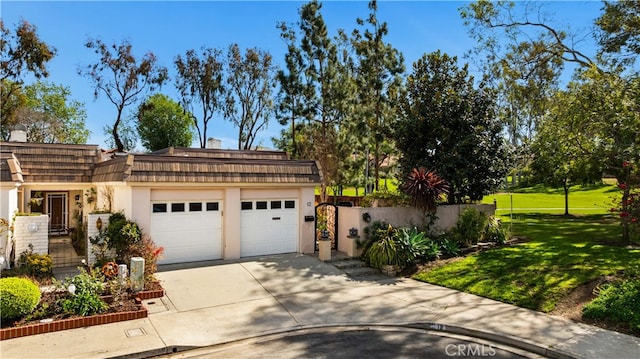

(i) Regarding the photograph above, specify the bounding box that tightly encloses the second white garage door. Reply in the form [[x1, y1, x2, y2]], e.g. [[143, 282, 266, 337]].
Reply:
[[150, 201, 223, 264], [240, 199, 298, 257]]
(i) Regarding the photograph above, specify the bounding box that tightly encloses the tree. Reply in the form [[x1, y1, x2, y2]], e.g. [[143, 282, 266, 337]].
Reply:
[[80, 39, 168, 152], [461, 1, 568, 185], [277, 0, 355, 202], [274, 22, 313, 158], [596, 0, 640, 66], [396, 51, 509, 204], [174, 48, 225, 149], [0, 20, 56, 137], [15, 81, 89, 144], [224, 44, 275, 150], [136, 93, 194, 151], [352, 0, 405, 193], [562, 67, 639, 242], [530, 90, 602, 216]]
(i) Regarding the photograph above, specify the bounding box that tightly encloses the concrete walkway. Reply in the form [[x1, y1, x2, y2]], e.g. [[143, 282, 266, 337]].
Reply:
[[1, 254, 639, 358]]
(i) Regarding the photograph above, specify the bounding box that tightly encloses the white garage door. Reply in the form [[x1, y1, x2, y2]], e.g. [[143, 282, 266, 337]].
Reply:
[[150, 201, 223, 264], [240, 199, 298, 257]]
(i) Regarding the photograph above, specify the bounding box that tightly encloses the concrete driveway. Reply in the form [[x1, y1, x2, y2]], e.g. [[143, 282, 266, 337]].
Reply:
[[3, 254, 639, 359]]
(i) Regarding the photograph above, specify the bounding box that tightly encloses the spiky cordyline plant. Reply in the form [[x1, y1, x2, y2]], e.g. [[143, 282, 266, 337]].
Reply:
[[401, 167, 449, 214]]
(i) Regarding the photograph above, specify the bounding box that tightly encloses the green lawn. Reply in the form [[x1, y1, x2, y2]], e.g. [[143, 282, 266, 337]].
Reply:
[[414, 183, 638, 313], [481, 183, 619, 215]]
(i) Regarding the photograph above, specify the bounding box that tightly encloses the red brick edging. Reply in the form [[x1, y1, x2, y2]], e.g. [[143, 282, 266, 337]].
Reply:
[[0, 287, 164, 340], [0, 307, 148, 340], [136, 288, 165, 300]]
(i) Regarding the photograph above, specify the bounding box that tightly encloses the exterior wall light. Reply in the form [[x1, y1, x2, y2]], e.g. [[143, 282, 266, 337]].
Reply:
[[96, 217, 103, 230]]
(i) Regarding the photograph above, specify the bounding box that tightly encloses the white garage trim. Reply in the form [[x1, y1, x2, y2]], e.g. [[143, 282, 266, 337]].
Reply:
[[240, 199, 298, 257], [150, 200, 223, 264]]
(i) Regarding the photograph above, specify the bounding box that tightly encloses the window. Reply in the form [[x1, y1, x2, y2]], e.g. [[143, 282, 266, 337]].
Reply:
[[285, 200, 295, 209], [152, 203, 167, 213], [256, 201, 268, 210], [206, 202, 219, 211], [270, 201, 282, 209], [241, 201, 253, 210], [171, 203, 185, 212], [189, 202, 202, 212]]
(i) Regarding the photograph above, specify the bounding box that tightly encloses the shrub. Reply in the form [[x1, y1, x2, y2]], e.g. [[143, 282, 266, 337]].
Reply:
[[396, 227, 440, 263], [437, 236, 460, 257], [105, 212, 142, 261], [451, 207, 489, 247], [17, 244, 53, 279], [361, 191, 408, 207], [0, 277, 41, 320], [583, 279, 640, 333], [365, 226, 405, 269], [57, 269, 107, 316], [123, 235, 164, 281], [401, 167, 448, 214], [484, 216, 507, 244]]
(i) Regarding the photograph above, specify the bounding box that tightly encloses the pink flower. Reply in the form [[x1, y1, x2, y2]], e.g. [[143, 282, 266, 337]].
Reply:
[[620, 212, 630, 218], [619, 183, 627, 190], [622, 161, 629, 168]]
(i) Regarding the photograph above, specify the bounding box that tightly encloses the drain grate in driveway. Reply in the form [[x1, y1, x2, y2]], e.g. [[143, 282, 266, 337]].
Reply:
[[125, 328, 146, 338]]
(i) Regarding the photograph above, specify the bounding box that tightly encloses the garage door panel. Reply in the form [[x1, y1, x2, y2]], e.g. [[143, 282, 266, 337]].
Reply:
[[151, 200, 223, 264], [241, 199, 298, 257]]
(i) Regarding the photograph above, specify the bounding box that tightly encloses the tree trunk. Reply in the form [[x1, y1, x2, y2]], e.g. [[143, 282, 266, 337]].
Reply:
[[113, 107, 124, 152], [563, 179, 570, 216]]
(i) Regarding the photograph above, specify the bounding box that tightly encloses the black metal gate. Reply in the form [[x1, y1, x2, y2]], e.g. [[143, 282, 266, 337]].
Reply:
[[315, 203, 338, 251]]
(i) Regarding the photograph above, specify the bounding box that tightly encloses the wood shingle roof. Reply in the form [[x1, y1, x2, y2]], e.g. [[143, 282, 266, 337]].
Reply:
[[1, 142, 321, 185], [0, 142, 100, 183]]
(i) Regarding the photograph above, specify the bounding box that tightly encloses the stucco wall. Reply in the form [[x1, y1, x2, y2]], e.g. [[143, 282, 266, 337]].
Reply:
[[13, 215, 49, 257], [337, 204, 497, 255], [86, 213, 110, 266]]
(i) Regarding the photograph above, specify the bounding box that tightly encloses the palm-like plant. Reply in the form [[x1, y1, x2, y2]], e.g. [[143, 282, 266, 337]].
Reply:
[[401, 167, 449, 214]]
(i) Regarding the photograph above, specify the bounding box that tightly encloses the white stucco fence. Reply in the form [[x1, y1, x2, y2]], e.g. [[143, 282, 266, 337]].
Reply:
[[12, 215, 49, 257], [337, 204, 496, 257]]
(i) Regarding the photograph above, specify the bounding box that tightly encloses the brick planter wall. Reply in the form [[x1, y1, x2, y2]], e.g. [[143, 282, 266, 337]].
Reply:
[[0, 287, 164, 340], [0, 307, 147, 340]]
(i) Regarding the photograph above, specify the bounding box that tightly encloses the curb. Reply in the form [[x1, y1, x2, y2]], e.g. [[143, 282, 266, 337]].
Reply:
[[113, 322, 582, 359]]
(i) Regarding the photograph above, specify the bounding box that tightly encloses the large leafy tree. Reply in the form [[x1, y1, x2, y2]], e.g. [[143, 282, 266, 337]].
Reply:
[[15, 81, 89, 144], [1, 19, 56, 138], [530, 90, 602, 216], [396, 51, 509, 204], [596, 0, 640, 66], [174, 48, 225, 149], [80, 39, 168, 152], [224, 44, 275, 150], [460, 1, 567, 185], [136, 93, 194, 151], [460, 0, 639, 242], [351, 0, 405, 193]]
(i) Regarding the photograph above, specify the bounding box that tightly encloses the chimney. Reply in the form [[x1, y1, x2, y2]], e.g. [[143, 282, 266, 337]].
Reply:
[[9, 124, 27, 142], [206, 137, 221, 149]]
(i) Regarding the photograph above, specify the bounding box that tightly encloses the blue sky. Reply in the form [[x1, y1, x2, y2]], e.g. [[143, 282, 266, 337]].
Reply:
[[2, 1, 603, 150]]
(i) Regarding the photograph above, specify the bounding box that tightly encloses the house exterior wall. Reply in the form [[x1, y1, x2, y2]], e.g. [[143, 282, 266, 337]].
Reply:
[[86, 213, 110, 266], [13, 215, 49, 257], [299, 187, 316, 254], [224, 188, 241, 259], [0, 186, 18, 221], [0, 186, 18, 261], [121, 186, 316, 261]]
